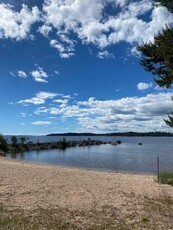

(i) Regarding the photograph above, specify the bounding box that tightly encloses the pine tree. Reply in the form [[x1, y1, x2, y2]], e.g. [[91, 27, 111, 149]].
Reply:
[[138, 0, 173, 127], [137, 26, 173, 88]]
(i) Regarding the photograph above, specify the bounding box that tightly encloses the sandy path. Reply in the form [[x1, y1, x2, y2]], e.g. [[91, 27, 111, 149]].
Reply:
[[0, 157, 173, 228]]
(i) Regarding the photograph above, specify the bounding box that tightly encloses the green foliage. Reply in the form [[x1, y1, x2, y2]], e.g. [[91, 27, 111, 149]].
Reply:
[[160, 171, 173, 186], [164, 97, 173, 127], [0, 133, 8, 151], [138, 26, 173, 88], [58, 138, 68, 150], [19, 136, 26, 145], [138, 1, 173, 129], [164, 112, 173, 128], [11, 135, 18, 146]]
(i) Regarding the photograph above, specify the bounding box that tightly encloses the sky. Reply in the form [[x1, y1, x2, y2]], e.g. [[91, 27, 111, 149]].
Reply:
[[1, 0, 173, 135]]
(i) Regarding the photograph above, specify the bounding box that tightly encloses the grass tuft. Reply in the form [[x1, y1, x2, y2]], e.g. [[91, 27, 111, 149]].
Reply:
[[159, 171, 173, 186]]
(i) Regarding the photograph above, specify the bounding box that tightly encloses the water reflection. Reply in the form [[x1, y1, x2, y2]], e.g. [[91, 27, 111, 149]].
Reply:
[[5, 137, 173, 175]]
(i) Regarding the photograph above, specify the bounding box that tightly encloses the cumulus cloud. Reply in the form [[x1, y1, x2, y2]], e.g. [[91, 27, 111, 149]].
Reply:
[[137, 82, 153, 91], [41, 0, 173, 55], [38, 24, 52, 37], [31, 121, 52, 125], [50, 39, 75, 58], [0, 3, 40, 40], [28, 92, 173, 132], [17, 91, 57, 105], [0, 1, 173, 57], [30, 67, 48, 83], [18, 70, 27, 78]]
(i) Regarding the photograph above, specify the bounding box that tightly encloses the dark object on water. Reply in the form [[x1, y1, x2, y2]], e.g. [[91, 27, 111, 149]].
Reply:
[[138, 143, 142, 145], [111, 142, 117, 146], [111, 140, 122, 146], [116, 140, 121, 144]]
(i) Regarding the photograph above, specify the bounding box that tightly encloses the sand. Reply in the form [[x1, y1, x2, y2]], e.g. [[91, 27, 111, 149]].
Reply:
[[0, 156, 173, 229]]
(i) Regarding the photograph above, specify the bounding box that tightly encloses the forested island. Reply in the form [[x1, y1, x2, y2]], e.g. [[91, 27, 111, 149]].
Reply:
[[47, 131, 173, 137]]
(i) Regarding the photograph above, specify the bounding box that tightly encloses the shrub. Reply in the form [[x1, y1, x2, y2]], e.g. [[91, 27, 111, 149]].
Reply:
[[58, 138, 68, 150], [160, 172, 173, 186], [11, 135, 18, 146], [0, 133, 8, 151], [19, 136, 26, 145]]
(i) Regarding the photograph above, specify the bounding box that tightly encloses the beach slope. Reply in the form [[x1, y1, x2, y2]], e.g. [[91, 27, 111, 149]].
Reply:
[[0, 157, 173, 229]]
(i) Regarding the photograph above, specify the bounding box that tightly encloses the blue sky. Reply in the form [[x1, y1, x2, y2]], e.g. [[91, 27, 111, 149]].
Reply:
[[1, 0, 173, 135]]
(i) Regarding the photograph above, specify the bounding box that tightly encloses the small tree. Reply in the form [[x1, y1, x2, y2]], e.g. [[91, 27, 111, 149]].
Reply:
[[19, 136, 26, 145], [0, 133, 8, 151], [11, 135, 18, 146]]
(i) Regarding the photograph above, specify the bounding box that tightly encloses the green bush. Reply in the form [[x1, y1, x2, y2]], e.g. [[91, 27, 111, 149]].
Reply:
[[0, 133, 8, 151], [57, 138, 68, 150], [160, 172, 173, 186], [11, 135, 18, 146], [19, 136, 26, 145]]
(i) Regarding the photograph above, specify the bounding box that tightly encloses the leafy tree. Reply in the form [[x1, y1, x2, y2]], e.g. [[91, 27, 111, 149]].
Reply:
[[11, 135, 18, 146], [0, 133, 8, 151], [19, 136, 26, 145]]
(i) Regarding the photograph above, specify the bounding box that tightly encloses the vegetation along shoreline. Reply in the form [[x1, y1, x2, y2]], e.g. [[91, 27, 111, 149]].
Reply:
[[0, 133, 115, 156]]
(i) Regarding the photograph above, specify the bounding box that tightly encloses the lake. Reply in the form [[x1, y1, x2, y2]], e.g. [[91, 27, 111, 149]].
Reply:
[[5, 136, 173, 175]]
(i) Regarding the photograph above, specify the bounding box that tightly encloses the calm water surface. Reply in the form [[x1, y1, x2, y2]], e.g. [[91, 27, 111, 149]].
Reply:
[[5, 136, 173, 174]]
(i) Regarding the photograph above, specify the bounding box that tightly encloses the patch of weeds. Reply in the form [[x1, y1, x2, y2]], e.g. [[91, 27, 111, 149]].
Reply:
[[160, 171, 173, 186], [0, 205, 70, 230]]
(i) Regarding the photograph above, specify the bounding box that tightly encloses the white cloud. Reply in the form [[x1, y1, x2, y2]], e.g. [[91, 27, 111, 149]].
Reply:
[[30, 67, 48, 83], [20, 112, 27, 117], [54, 70, 60, 75], [50, 39, 75, 58], [27, 91, 173, 132], [137, 82, 153, 91], [18, 70, 27, 78], [31, 121, 52, 126], [38, 24, 52, 37], [42, 0, 173, 55], [10, 71, 16, 77], [130, 46, 141, 57], [0, 1, 172, 58], [0, 3, 40, 40], [97, 50, 115, 59], [53, 99, 68, 107], [17, 91, 57, 105]]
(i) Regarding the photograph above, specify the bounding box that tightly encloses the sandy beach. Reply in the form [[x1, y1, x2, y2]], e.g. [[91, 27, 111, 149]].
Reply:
[[0, 156, 173, 229]]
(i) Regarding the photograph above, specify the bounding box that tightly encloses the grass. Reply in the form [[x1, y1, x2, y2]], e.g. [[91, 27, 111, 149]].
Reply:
[[0, 204, 127, 230], [159, 171, 173, 186], [0, 205, 71, 230]]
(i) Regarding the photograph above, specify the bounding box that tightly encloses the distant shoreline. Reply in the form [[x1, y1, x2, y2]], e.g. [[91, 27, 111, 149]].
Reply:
[[47, 131, 173, 137]]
